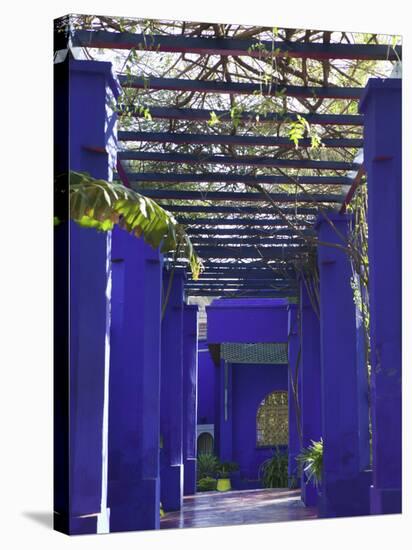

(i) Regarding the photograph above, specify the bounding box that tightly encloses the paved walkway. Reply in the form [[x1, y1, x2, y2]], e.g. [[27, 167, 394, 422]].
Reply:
[[160, 488, 318, 530]]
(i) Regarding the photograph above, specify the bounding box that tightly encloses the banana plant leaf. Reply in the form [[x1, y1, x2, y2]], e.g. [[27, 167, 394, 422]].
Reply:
[[65, 171, 203, 280]]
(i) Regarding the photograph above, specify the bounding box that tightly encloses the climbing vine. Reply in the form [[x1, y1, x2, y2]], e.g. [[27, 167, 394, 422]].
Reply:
[[347, 179, 370, 365]]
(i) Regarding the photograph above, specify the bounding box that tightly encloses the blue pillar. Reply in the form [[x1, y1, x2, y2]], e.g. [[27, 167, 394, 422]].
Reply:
[[69, 60, 119, 182], [55, 59, 120, 535], [299, 280, 322, 506], [359, 79, 402, 514], [68, 224, 111, 535], [317, 213, 370, 518], [183, 305, 199, 495], [107, 229, 162, 532], [160, 269, 185, 511], [288, 304, 301, 487], [218, 359, 233, 463]]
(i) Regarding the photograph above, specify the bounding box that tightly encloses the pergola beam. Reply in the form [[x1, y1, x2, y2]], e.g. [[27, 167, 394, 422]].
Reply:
[[119, 106, 364, 125], [186, 281, 296, 288], [187, 227, 315, 236], [188, 262, 296, 272], [177, 217, 314, 226], [141, 189, 342, 203], [69, 30, 401, 61], [190, 237, 307, 246], [196, 273, 296, 281], [118, 132, 363, 150], [188, 274, 294, 280], [194, 246, 310, 259], [164, 204, 325, 214], [119, 75, 364, 100], [186, 290, 297, 297], [119, 171, 353, 186], [119, 150, 360, 171]]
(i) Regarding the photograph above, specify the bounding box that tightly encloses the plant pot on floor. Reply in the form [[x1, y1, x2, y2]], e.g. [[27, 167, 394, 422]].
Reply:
[[217, 478, 231, 492]]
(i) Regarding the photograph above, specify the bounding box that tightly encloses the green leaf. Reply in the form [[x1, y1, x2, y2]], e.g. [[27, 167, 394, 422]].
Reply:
[[66, 171, 203, 279], [208, 111, 220, 127]]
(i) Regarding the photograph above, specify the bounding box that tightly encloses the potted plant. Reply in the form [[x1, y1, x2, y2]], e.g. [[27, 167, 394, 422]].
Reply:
[[197, 452, 220, 480], [216, 463, 232, 492]]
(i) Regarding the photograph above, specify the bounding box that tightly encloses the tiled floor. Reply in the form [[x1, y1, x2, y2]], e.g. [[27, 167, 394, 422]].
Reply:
[[160, 488, 318, 530]]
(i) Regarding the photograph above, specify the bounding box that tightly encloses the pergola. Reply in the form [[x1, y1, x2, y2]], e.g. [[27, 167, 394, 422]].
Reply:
[[54, 16, 402, 535], [55, 17, 401, 299]]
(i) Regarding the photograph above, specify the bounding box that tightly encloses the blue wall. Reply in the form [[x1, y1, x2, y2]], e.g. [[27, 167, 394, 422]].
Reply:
[[197, 343, 216, 425], [232, 363, 288, 479]]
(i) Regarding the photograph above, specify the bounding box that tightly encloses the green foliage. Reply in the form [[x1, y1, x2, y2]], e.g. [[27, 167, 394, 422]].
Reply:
[[67, 171, 203, 279], [218, 461, 239, 479], [288, 474, 299, 489], [197, 477, 218, 492], [296, 439, 323, 488], [207, 110, 221, 127], [259, 447, 289, 488], [347, 181, 371, 373], [230, 104, 243, 130], [288, 114, 308, 148], [288, 114, 322, 149], [220, 461, 239, 473], [196, 453, 220, 480]]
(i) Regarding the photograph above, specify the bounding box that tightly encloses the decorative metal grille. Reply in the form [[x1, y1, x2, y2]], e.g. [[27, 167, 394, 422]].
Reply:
[[221, 343, 288, 364], [256, 391, 289, 446]]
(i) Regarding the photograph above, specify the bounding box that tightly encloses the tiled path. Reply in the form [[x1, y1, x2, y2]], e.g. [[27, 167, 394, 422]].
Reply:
[[160, 488, 318, 530]]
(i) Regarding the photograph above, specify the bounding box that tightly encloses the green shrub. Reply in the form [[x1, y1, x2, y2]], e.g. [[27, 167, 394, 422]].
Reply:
[[296, 439, 323, 488], [197, 476, 217, 492], [218, 461, 240, 479], [220, 461, 239, 473], [259, 447, 289, 488], [197, 453, 220, 480]]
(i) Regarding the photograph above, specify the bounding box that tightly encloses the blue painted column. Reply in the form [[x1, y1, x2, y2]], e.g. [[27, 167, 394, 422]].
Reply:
[[107, 229, 162, 532], [317, 213, 370, 518], [288, 304, 301, 487], [160, 269, 185, 511], [299, 279, 322, 506], [183, 305, 199, 495], [218, 359, 234, 463], [359, 79, 402, 514], [63, 60, 120, 535]]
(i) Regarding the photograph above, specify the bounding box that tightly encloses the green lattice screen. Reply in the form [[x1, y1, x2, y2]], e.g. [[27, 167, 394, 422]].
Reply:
[[220, 342, 288, 364], [256, 391, 289, 446]]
